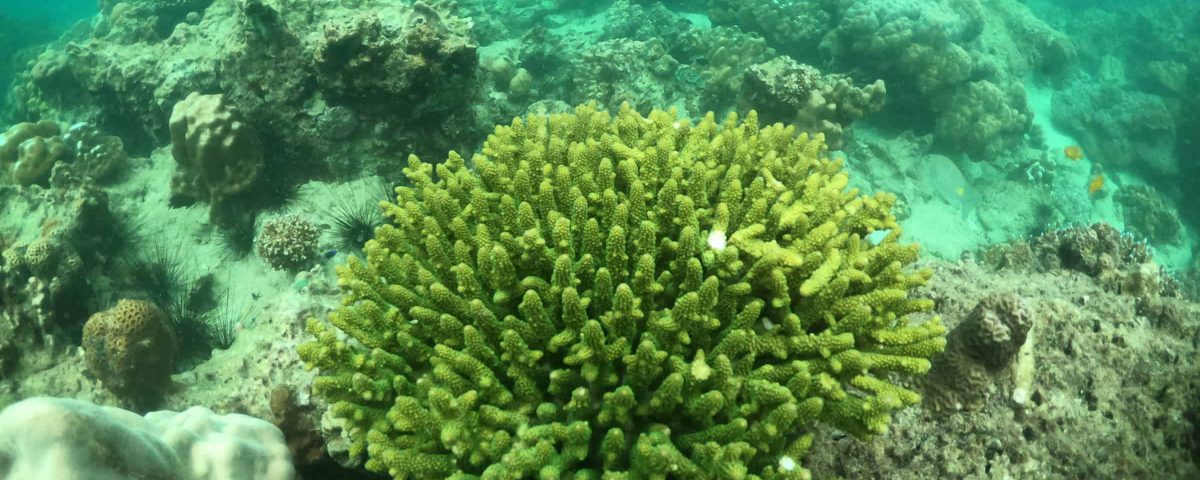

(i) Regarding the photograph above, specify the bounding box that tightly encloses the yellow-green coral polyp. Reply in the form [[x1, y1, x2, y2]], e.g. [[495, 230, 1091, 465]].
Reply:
[[299, 103, 945, 479]]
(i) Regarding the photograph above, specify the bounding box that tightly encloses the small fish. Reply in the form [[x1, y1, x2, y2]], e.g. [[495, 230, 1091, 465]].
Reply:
[[323, 249, 338, 259], [1087, 174, 1104, 196], [1064, 145, 1085, 160]]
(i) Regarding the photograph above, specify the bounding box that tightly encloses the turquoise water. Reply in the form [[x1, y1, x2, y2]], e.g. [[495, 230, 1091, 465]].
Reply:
[[0, 1, 1197, 479]]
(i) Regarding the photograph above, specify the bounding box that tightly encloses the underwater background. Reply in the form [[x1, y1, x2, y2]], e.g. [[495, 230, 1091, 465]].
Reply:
[[0, 0, 1197, 479]]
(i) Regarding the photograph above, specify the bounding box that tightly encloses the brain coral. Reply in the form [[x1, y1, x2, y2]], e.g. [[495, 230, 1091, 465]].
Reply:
[[82, 299, 177, 401], [299, 104, 945, 479]]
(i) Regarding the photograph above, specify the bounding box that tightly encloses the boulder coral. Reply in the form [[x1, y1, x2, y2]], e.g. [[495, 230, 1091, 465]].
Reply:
[[1114, 184, 1183, 246], [82, 299, 177, 403], [299, 104, 945, 478], [169, 92, 265, 230], [0, 120, 65, 186], [933, 80, 1032, 160]]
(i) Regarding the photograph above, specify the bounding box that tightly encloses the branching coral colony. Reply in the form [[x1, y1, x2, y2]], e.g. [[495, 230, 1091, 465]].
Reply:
[[299, 103, 945, 479]]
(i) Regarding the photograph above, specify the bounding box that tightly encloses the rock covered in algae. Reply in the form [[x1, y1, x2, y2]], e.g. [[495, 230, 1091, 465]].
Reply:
[[299, 103, 945, 479]]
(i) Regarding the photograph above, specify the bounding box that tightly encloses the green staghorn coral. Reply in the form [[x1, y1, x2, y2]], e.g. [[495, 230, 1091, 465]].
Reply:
[[299, 103, 945, 479]]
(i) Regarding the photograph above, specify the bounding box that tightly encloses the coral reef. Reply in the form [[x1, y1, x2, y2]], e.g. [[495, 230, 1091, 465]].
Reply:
[[0, 396, 295, 480], [2, 2, 1196, 479], [300, 104, 945, 477], [7, 0, 485, 184], [256, 215, 322, 271], [82, 299, 177, 403], [814, 0, 1060, 161], [572, 38, 684, 115], [169, 92, 264, 230], [981, 223, 1178, 300], [924, 293, 1033, 411], [314, 2, 477, 122], [0, 179, 126, 387], [741, 56, 886, 150], [61, 121, 128, 181]]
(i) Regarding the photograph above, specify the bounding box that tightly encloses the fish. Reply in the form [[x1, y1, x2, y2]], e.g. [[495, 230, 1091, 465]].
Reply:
[[1064, 145, 1084, 160], [323, 249, 338, 259], [1087, 174, 1104, 196]]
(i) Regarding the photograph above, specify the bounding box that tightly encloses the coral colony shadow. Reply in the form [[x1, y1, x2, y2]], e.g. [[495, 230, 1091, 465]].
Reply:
[[0, 1, 1197, 479]]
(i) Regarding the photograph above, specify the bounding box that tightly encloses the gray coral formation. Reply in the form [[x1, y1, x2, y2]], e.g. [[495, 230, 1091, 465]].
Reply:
[[705, 0, 836, 64], [824, 0, 1038, 160], [0, 120, 65, 186], [925, 294, 1034, 411], [169, 92, 264, 229], [509, 0, 885, 149]]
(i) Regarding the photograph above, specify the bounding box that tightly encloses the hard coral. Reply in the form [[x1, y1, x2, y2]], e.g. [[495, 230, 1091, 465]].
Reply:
[[256, 215, 321, 271], [1, 120, 129, 186], [169, 92, 265, 230], [300, 103, 945, 478], [924, 293, 1033, 412], [0, 397, 295, 480], [934, 79, 1032, 161], [0, 120, 65, 186], [82, 299, 177, 403]]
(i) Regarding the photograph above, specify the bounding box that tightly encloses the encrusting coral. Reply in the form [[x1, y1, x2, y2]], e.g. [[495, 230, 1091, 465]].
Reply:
[[299, 103, 945, 478]]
